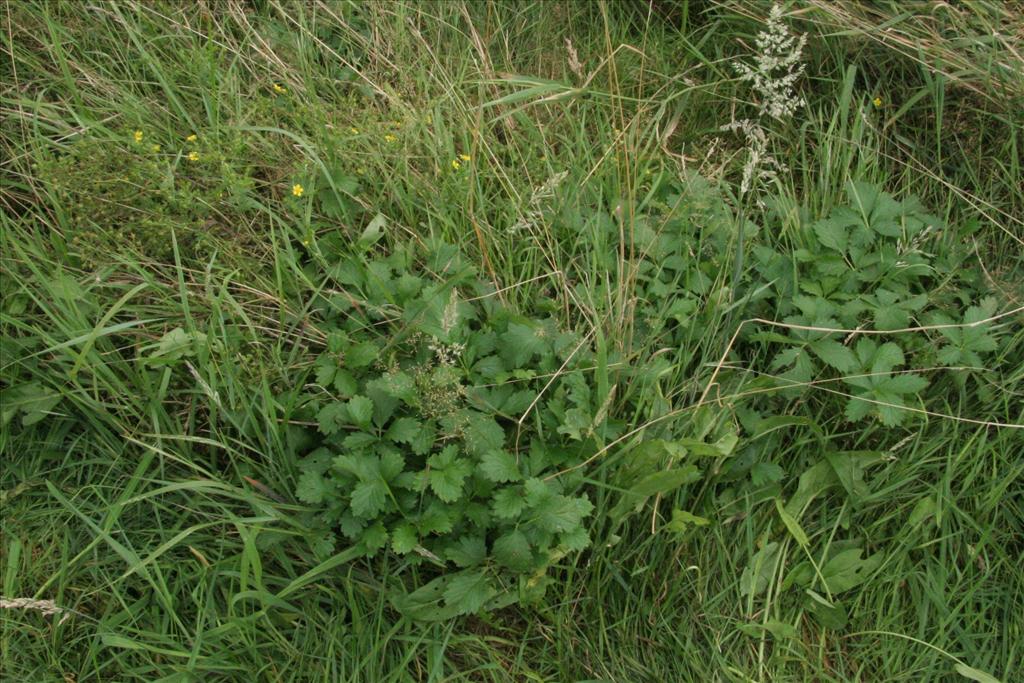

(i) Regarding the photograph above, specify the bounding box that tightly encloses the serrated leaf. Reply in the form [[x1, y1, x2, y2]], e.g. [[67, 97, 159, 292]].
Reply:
[[314, 359, 336, 386], [442, 570, 494, 615], [426, 447, 472, 503], [881, 374, 928, 395], [296, 470, 329, 504], [446, 535, 486, 567], [810, 339, 857, 372], [502, 322, 547, 366], [559, 526, 591, 551], [491, 487, 526, 519], [462, 411, 505, 455], [813, 216, 850, 253], [347, 341, 378, 368], [361, 521, 388, 555], [347, 395, 374, 427], [535, 494, 593, 533], [317, 402, 348, 435], [479, 450, 522, 483], [391, 523, 418, 554], [333, 369, 358, 396], [350, 478, 388, 518], [386, 417, 421, 444], [493, 530, 533, 571], [871, 342, 904, 375]]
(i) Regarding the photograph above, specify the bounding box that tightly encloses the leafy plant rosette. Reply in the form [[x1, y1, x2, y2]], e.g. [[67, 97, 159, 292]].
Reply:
[[294, 243, 603, 619]]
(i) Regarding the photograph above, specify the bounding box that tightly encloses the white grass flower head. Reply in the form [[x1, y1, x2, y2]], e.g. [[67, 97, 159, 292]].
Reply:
[[721, 119, 785, 196], [735, 3, 807, 122]]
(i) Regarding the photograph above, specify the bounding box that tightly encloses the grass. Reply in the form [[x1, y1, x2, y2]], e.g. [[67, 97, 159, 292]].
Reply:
[[1, 1, 1022, 680]]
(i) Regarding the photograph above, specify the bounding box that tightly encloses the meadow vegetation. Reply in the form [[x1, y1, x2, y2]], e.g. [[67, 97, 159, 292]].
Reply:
[[1, 1, 1022, 680]]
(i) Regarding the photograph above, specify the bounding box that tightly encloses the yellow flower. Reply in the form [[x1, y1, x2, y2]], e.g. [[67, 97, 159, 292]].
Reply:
[[349, 127, 359, 134], [384, 134, 397, 143], [451, 159, 461, 170], [392, 120, 402, 128], [133, 130, 143, 143], [425, 115, 433, 124], [188, 151, 199, 162], [459, 153, 471, 162], [873, 96, 882, 108], [273, 83, 287, 94], [186, 134, 197, 142], [292, 183, 304, 197], [151, 144, 161, 152]]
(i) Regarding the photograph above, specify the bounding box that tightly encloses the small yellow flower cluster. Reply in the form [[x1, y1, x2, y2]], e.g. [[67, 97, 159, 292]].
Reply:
[[292, 183, 304, 197], [133, 130, 144, 143], [349, 126, 359, 135], [188, 151, 199, 162], [272, 83, 287, 94], [384, 134, 397, 143], [451, 153, 471, 171], [873, 96, 883, 108]]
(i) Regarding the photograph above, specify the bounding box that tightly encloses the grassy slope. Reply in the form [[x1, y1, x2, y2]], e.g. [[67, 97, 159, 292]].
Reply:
[[1, 1, 1022, 681]]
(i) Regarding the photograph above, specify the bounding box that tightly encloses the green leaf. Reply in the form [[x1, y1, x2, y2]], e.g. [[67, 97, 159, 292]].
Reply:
[[443, 570, 494, 616], [347, 395, 374, 427], [479, 450, 522, 483], [317, 402, 348, 435], [813, 215, 852, 253], [775, 498, 809, 547], [296, 470, 329, 504], [664, 509, 711, 535], [358, 213, 387, 251], [462, 411, 505, 455], [346, 341, 378, 369], [446, 536, 486, 567], [427, 446, 472, 502], [740, 542, 780, 597], [556, 407, 592, 441], [361, 521, 388, 555], [535, 494, 594, 533], [386, 417, 421, 444], [820, 548, 881, 593], [391, 523, 418, 554], [333, 369, 358, 396], [502, 322, 547, 366], [493, 530, 533, 571], [810, 339, 857, 373], [954, 663, 1002, 683], [880, 374, 928, 394], [871, 341, 904, 375], [492, 487, 526, 519], [610, 466, 701, 521], [350, 478, 388, 518], [314, 359, 336, 386], [804, 589, 848, 629]]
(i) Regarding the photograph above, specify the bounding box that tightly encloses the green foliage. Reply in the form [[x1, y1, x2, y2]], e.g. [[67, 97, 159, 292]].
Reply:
[[37, 133, 259, 268], [293, 242, 602, 615]]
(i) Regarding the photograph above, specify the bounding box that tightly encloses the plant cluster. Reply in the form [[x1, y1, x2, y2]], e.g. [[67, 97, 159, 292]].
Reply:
[[293, 242, 613, 618]]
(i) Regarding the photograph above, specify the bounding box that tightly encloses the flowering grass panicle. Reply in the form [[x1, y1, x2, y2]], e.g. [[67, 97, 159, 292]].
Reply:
[[723, 3, 806, 196], [735, 3, 807, 121], [1, 596, 72, 625]]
